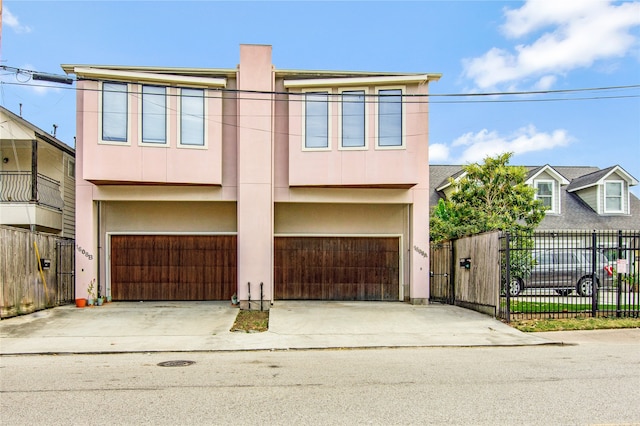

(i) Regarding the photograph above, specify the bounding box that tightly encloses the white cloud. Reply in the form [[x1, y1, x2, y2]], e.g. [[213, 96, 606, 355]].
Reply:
[[463, 0, 640, 89], [429, 143, 450, 162], [534, 75, 557, 91], [447, 125, 573, 164], [3, 6, 33, 34]]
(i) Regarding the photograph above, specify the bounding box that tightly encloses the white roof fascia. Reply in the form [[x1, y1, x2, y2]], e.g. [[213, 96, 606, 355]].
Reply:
[[72, 67, 227, 88], [598, 166, 639, 186], [436, 171, 467, 193], [526, 165, 570, 185], [284, 74, 433, 89], [569, 166, 639, 193]]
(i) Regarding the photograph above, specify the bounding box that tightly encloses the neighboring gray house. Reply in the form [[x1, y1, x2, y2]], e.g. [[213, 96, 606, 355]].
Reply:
[[430, 164, 640, 232]]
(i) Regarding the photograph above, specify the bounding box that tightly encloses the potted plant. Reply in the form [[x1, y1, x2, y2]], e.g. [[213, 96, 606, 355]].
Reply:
[[87, 279, 96, 306], [75, 298, 86, 308]]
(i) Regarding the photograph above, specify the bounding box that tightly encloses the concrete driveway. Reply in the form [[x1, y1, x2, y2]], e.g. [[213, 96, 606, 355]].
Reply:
[[0, 301, 557, 354]]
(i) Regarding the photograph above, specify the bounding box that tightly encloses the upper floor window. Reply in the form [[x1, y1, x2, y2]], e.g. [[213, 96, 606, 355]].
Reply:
[[535, 180, 555, 212], [142, 85, 166, 144], [377, 89, 403, 148], [102, 82, 128, 142], [605, 181, 623, 212], [340, 90, 365, 149], [67, 159, 75, 179], [179, 88, 205, 147], [304, 92, 329, 149]]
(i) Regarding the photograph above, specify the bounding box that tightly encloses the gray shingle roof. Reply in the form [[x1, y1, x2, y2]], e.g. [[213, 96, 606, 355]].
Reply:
[[566, 166, 616, 191], [430, 164, 640, 231]]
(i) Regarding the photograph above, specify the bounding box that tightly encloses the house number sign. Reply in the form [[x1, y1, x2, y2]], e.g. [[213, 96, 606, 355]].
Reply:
[[76, 244, 94, 260]]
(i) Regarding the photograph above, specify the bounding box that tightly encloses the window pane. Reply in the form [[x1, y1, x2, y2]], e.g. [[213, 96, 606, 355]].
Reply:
[[606, 197, 621, 211], [536, 182, 553, 208], [142, 85, 166, 143], [537, 182, 552, 196], [305, 92, 328, 148], [102, 83, 127, 141], [181, 89, 204, 146], [606, 182, 622, 196], [342, 91, 365, 147], [605, 182, 622, 211], [378, 89, 402, 147]]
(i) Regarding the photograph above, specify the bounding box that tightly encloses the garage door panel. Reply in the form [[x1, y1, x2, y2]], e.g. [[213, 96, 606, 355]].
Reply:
[[111, 235, 236, 301], [275, 236, 400, 301]]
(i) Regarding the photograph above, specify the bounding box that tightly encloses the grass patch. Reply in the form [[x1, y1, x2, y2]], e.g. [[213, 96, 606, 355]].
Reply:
[[511, 317, 640, 332], [230, 309, 269, 333], [507, 300, 639, 313]]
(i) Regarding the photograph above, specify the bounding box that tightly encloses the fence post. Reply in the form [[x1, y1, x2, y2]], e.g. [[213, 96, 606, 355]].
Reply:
[[591, 231, 598, 318], [449, 241, 455, 305], [616, 230, 623, 317], [505, 232, 511, 323]]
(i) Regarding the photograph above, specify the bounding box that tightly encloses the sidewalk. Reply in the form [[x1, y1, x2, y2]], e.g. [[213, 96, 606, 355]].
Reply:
[[0, 301, 559, 355]]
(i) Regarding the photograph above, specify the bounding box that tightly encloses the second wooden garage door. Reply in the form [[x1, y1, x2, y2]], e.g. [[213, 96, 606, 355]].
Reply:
[[111, 235, 236, 301], [274, 236, 400, 301]]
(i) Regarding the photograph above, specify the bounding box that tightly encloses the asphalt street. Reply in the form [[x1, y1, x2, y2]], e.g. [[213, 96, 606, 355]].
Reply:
[[1, 334, 639, 425]]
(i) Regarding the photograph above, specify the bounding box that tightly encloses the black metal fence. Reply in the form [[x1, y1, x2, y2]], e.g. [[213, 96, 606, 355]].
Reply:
[[499, 230, 640, 322], [0, 171, 64, 210]]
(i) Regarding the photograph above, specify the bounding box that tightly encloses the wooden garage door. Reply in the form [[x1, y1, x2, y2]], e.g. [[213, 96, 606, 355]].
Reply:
[[275, 237, 399, 301], [111, 235, 236, 301]]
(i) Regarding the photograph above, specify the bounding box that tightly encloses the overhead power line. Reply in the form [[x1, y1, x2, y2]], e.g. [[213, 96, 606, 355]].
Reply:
[[1, 66, 639, 104]]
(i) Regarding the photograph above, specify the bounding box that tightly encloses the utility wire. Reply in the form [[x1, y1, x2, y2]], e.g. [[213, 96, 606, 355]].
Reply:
[[1, 74, 639, 104]]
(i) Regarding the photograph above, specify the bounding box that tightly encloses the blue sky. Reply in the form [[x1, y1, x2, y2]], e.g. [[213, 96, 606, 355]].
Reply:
[[2, 1, 640, 194]]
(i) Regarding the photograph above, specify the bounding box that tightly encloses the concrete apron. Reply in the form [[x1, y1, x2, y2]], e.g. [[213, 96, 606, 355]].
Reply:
[[0, 301, 557, 355]]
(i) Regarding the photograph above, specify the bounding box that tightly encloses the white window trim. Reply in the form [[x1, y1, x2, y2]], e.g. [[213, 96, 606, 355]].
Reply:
[[374, 86, 406, 150], [138, 84, 170, 147], [177, 88, 208, 149], [604, 180, 625, 213], [535, 179, 557, 214], [338, 87, 368, 151], [301, 88, 332, 152], [99, 81, 131, 146]]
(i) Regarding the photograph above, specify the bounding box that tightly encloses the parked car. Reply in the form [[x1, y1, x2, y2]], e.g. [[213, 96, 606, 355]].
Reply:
[[507, 250, 613, 296]]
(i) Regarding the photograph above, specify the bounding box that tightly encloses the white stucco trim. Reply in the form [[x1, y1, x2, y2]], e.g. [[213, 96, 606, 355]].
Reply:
[[74, 67, 227, 88], [284, 74, 432, 88]]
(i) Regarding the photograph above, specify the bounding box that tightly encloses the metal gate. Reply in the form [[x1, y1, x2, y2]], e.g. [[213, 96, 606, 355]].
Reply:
[[429, 241, 454, 304], [55, 238, 75, 304]]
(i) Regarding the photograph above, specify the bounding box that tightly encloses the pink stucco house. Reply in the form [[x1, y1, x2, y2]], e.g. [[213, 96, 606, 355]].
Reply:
[[62, 44, 440, 308]]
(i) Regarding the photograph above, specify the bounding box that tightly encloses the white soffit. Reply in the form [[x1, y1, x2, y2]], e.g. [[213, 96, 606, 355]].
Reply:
[[72, 67, 227, 88], [284, 74, 433, 89]]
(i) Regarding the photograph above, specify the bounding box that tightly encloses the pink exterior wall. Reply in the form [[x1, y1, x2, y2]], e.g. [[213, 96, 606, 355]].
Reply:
[[74, 81, 97, 299], [81, 83, 223, 185], [287, 85, 424, 188], [72, 45, 436, 304], [236, 45, 274, 304]]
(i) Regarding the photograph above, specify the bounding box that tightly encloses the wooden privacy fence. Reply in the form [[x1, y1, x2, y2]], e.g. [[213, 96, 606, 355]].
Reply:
[[429, 241, 453, 304], [0, 226, 75, 318], [430, 231, 501, 317]]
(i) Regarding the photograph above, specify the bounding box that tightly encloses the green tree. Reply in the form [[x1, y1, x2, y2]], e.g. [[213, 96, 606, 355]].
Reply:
[[430, 152, 546, 243]]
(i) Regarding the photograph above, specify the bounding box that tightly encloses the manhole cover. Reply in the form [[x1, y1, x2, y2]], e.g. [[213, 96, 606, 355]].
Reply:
[[157, 360, 195, 367]]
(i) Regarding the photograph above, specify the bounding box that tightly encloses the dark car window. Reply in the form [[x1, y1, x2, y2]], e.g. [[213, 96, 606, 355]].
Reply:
[[557, 252, 580, 265]]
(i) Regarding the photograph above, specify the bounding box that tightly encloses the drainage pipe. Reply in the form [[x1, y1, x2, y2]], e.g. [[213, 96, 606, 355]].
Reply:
[[247, 282, 251, 310], [260, 282, 263, 311]]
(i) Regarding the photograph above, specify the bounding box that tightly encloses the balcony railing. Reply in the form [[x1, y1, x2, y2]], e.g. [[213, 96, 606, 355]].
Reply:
[[0, 172, 64, 211]]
